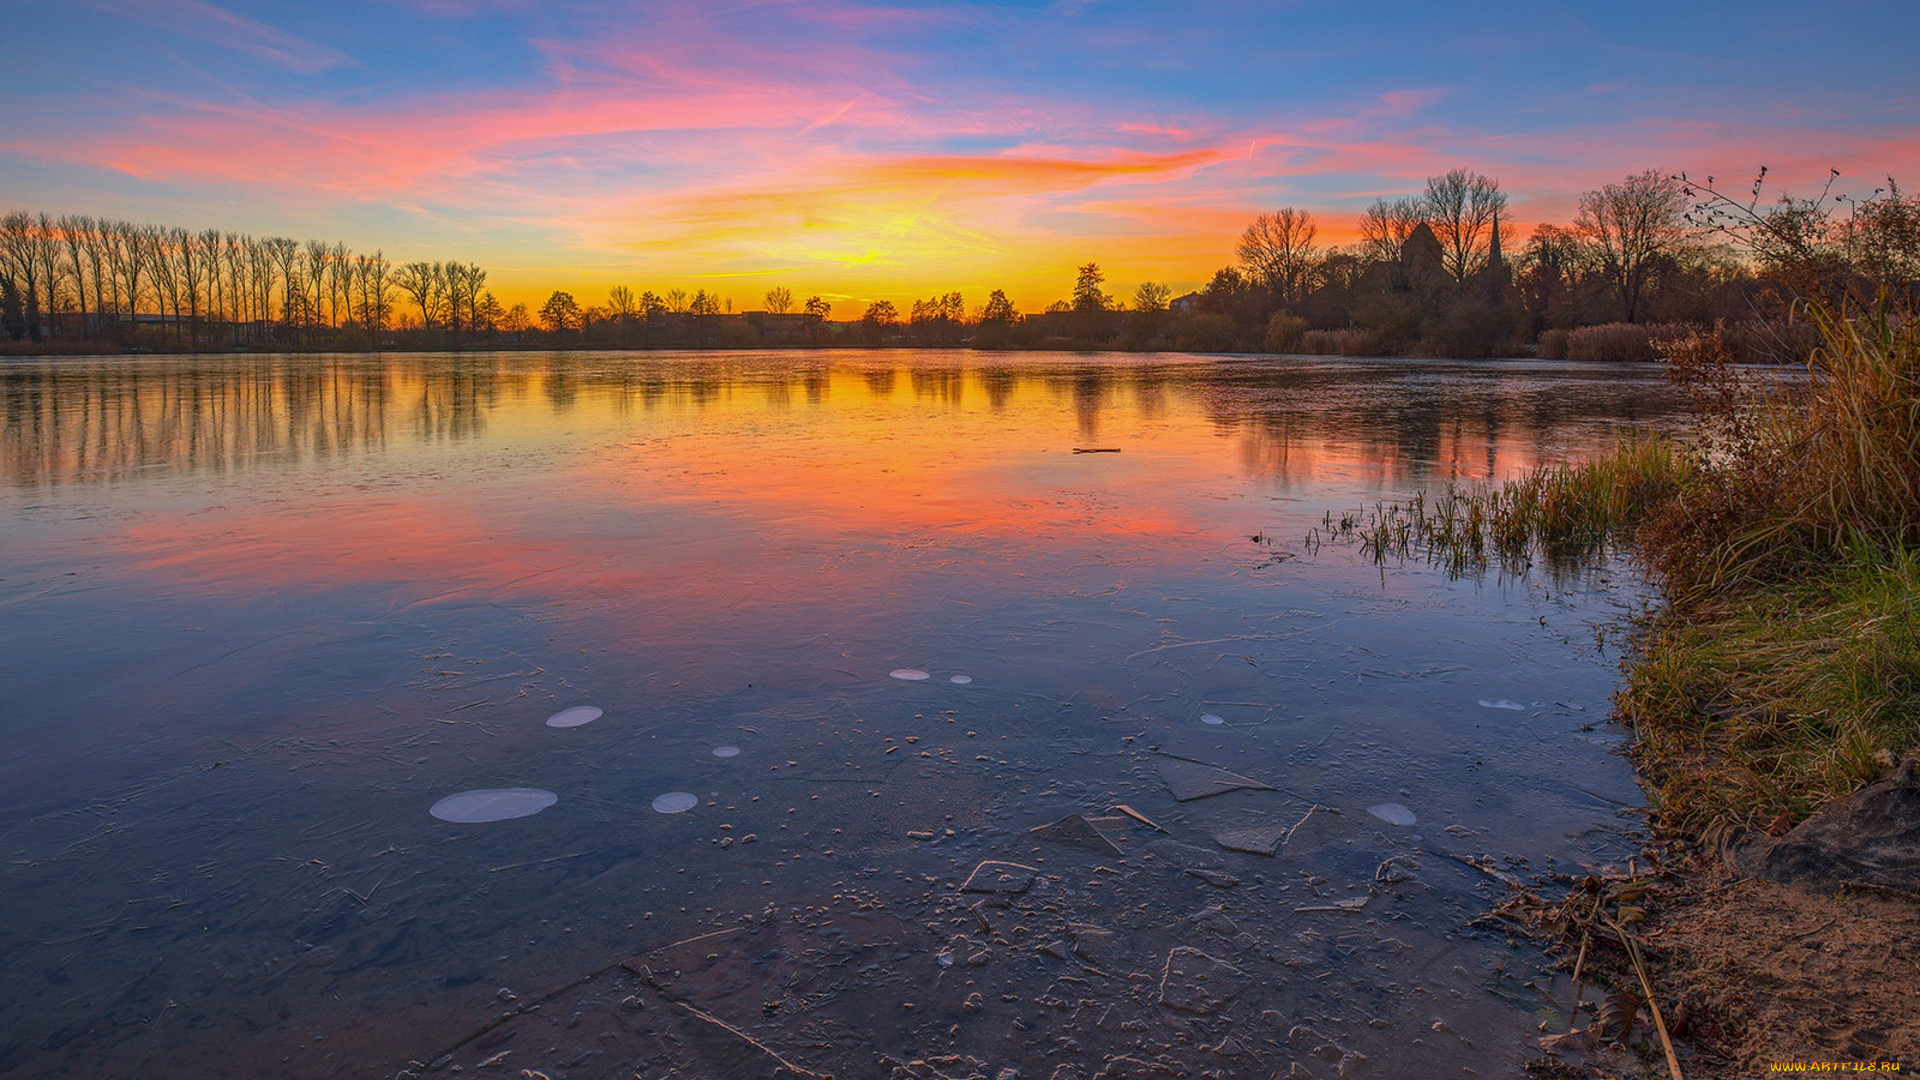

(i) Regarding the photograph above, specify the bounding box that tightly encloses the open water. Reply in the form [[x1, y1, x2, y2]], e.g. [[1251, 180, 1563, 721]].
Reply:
[[0, 350, 1685, 1078]]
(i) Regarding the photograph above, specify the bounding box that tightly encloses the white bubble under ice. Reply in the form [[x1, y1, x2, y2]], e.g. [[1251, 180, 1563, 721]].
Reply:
[[652, 791, 699, 814], [430, 788, 558, 823], [546, 705, 604, 728]]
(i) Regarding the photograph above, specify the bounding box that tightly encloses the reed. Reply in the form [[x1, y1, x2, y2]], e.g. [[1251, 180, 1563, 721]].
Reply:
[[1325, 432, 1694, 579]]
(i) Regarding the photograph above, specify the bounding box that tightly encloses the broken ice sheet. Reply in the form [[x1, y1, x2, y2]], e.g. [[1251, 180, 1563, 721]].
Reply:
[[1210, 818, 1292, 856], [430, 788, 558, 823], [1478, 698, 1526, 711], [651, 791, 699, 814], [1367, 802, 1417, 826], [545, 705, 603, 728], [889, 668, 930, 681], [1156, 754, 1276, 802], [1158, 947, 1247, 1014], [1029, 813, 1123, 856]]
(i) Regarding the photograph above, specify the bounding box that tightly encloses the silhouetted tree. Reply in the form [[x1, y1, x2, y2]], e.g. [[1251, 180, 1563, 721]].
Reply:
[[764, 286, 793, 314], [1422, 169, 1508, 286], [1577, 170, 1691, 322], [540, 290, 583, 333], [980, 289, 1018, 325], [1359, 197, 1426, 264], [1072, 263, 1110, 312], [1236, 208, 1320, 303], [1131, 281, 1171, 312], [1, 275, 22, 339], [802, 295, 830, 344]]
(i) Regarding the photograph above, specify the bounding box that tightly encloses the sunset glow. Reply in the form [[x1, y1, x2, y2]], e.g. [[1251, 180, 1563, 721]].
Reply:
[[6, 0, 1917, 309]]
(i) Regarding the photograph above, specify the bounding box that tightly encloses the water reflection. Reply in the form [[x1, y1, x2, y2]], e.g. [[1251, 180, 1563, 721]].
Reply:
[[2, 351, 1680, 491]]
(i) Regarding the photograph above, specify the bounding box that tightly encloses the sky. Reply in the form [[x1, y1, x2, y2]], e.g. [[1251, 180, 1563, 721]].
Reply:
[[3, 0, 1917, 312]]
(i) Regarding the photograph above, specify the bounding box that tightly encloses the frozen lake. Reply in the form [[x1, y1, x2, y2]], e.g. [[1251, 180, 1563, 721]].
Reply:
[[0, 350, 1683, 1078]]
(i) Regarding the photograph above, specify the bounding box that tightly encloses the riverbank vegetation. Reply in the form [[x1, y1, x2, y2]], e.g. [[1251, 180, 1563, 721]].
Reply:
[[5, 168, 1916, 359], [1333, 175, 1919, 844]]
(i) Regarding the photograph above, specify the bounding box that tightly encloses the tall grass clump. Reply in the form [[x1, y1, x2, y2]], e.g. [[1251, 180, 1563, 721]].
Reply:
[[1639, 306, 1920, 607], [1326, 432, 1694, 579]]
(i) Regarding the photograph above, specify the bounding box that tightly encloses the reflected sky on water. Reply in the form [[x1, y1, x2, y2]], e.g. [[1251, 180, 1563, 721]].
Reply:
[[0, 351, 1683, 1079]]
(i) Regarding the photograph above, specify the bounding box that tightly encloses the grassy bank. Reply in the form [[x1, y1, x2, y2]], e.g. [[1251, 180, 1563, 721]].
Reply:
[[1620, 546, 1920, 843]]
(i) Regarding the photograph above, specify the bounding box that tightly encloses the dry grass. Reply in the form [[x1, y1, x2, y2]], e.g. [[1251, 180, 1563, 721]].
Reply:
[[1566, 322, 1697, 362], [1642, 306, 1920, 609], [1299, 328, 1386, 356]]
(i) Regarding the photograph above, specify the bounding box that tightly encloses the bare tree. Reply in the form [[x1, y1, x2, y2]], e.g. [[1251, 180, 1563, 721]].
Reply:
[[664, 288, 689, 314], [263, 237, 300, 332], [1358, 196, 1426, 264], [764, 286, 793, 314], [141, 225, 182, 341], [1576, 170, 1690, 322], [223, 234, 250, 342], [1236, 207, 1320, 303], [57, 215, 94, 338], [393, 261, 439, 333], [1422, 169, 1508, 285], [106, 221, 148, 332], [0, 212, 47, 339]]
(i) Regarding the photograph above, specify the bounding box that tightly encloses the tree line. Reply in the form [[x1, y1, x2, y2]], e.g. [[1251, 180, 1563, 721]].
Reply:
[[6, 165, 1915, 358], [0, 211, 515, 349]]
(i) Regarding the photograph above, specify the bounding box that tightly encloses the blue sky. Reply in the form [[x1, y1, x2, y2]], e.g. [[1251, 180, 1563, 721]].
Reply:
[[4, 0, 1914, 306]]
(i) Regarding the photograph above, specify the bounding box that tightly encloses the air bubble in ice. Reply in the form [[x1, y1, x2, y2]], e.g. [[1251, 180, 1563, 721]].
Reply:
[[1366, 802, 1418, 826], [890, 669, 931, 681], [430, 788, 558, 823], [652, 791, 699, 814], [546, 705, 604, 728], [1200, 713, 1225, 726], [950, 674, 973, 685], [712, 746, 741, 758], [1478, 699, 1525, 711]]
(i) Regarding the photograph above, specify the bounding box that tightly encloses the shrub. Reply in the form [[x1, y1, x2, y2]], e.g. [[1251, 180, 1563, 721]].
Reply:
[[1299, 328, 1384, 356], [1565, 321, 1697, 361], [1263, 311, 1305, 353], [1535, 327, 1570, 360], [1174, 312, 1237, 352]]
